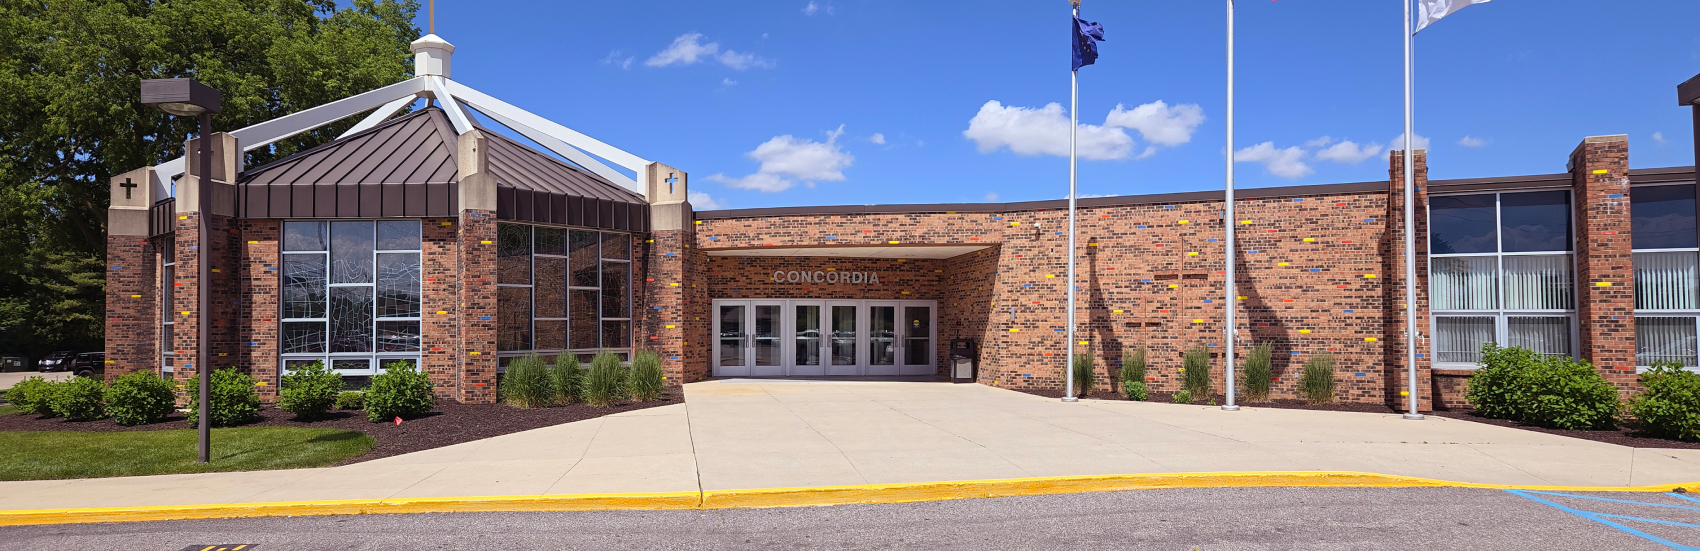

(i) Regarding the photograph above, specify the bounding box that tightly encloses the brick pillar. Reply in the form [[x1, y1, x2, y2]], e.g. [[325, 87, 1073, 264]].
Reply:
[[457, 129, 498, 403], [172, 132, 243, 388], [239, 220, 281, 398], [640, 163, 700, 384], [1571, 135, 1637, 392], [1385, 149, 1434, 411], [422, 216, 460, 399], [105, 167, 162, 381]]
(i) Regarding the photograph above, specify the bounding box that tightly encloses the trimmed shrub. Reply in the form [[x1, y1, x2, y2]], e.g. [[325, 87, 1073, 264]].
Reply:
[[105, 371, 177, 426], [335, 391, 365, 411], [629, 350, 665, 402], [1298, 353, 1337, 405], [1171, 389, 1192, 404], [51, 375, 107, 421], [365, 361, 436, 422], [551, 355, 585, 405], [501, 354, 556, 408], [1467, 344, 1620, 430], [584, 352, 628, 407], [1121, 347, 1148, 402], [1628, 363, 1700, 441], [1242, 342, 1274, 403], [279, 361, 343, 420], [185, 368, 262, 427], [1182, 345, 1212, 399], [4, 376, 60, 417], [1071, 352, 1096, 397]]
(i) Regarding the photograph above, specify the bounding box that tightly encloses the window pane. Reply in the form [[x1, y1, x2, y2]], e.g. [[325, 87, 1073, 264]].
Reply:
[[1435, 317, 1495, 364], [1429, 195, 1498, 254], [376, 253, 421, 318], [162, 265, 175, 314], [284, 359, 323, 372], [601, 261, 629, 318], [376, 220, 421, 250], [534, 227, 566, 256], [330, 221, 374, 283], [1507, 317, 1571, 357], [570, 289, 599, 349], [1503, 255, 1573, 310], [1430, 256, 1497, 311], [1632, 184, 1698, 250], [498, 286, 532, 351], [601, 232, 631, 260], [329, 286, 373, 353], [1499, 191, 1572, 252], [378, 358, 416, 371], [534, 256, 567, 318], [376, 321, 421, 352], [332, 358, 371, 372], [601, 320, 631, 349], [1637, 317, 1698, 367], [498, 224, 531, 284], [283, 254, 327, 318], [162, 323, 174, 351], [1635, 251, 1698, 310], [570, 230, 599, 287], [282, 322, 326, 354], [535, 320, 566, 350], [284, 221, 328, 252]]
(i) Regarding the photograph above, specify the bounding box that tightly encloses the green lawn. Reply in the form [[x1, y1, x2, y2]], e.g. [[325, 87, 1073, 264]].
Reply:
[[0, 404, 16, 417], [0, 427, 374, 481]]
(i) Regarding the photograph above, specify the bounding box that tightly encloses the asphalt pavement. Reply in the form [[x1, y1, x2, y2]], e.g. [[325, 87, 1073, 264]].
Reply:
[[3, 486, 1694, 550]]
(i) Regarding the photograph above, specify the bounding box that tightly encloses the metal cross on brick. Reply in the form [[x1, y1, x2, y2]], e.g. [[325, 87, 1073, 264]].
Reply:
[[120, 178, 137, 199], [666, 173, 678, 194]]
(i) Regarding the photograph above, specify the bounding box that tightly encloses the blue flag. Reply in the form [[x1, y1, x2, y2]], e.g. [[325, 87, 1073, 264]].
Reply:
[[1072, 16, 1104, 71]]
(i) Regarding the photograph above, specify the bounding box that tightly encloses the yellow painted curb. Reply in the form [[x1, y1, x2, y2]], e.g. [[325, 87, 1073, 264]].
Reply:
[[3, 472, 1697, 526]]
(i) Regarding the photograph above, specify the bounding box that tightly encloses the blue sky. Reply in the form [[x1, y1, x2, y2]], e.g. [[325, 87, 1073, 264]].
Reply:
[[422, 0, 1700, 210]]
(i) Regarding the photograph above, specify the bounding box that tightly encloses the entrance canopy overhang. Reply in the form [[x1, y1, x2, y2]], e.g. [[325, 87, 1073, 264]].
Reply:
[[704, 244, 991, 259]]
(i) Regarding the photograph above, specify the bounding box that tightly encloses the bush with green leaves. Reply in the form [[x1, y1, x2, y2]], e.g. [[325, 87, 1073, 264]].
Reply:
[[584, 352, 628, 407], [365, 361, 436, 422], [51, 375, 106, 421], [335, 391, 365, 410], [279, 360, 343, 420], [1071, 352, 1095, 397], [105, 371, 177, 426], [1628, 362, 1700, 441], [1121, 347, 1148, 401], [551, 355, 585, 405], [1182, 345, 1212, 400], [628, 350, 665, 402], [1466, 344, 1620, 430], [185, 368, 262, 427], [1171, 389, 1192, 404], [1298, 353, 1337, 405], [4, 376, 60, 417], [501, 353, 555, 408], [1242, 342, 1274, 402]]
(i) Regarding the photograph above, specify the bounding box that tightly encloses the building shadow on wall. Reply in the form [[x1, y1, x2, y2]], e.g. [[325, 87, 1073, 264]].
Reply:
[[942, 246, 1001, 379]]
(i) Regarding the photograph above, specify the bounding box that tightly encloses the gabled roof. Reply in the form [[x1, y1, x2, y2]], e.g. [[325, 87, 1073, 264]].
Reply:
[[238, 107, 648, 232]]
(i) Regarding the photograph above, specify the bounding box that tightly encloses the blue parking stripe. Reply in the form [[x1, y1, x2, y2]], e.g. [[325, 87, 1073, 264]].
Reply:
[[1521, 490, 1700, 512], [1670, 493, 1700, 506], [1504, 490, 1699, 550], [1593, 513, 1700, 530]]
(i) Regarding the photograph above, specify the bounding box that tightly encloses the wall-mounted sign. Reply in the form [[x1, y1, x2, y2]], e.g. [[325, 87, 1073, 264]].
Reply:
[[773, 270, 881, 284]]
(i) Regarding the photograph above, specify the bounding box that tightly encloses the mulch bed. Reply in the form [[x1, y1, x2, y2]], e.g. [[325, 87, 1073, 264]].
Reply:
[[0, 388, 683, 466], [1010, 387, 1700, 450]]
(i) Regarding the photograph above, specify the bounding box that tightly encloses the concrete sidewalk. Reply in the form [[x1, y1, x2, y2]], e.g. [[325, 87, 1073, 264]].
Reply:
[[0, 372, 69, 392], [2, 379, 1698, 513]]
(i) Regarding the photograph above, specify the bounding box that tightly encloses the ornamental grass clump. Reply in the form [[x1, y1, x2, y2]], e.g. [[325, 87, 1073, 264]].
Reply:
[[628, 350, 665, 402], [1298, 353, 1337, 405], [1071, 352, 1095, 398], [551, 355, 585, 405], [1467, 344, 1619, 430], [1182, 345, 1212, 401], [500, 353, 555, 408], [4, 376, 61, 417], [583, 352, 628, 408], [1121, 347, 1148, 401], [105, 371, 177, 426], [279, 360, 343, 420], [52, 376, 107, 421], [186, 368, 261, 427], [1242, 342, 1274, 403], [364, 361, 435, 422], [335, 391, 365, 411], [1628, 362, 1700, 441]]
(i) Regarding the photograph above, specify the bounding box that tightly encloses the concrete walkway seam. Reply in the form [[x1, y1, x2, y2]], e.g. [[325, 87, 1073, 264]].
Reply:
[[4, 471, 1697, 527]]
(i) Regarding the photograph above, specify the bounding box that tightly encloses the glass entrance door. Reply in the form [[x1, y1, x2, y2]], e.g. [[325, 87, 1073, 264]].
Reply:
[[900, 304, 936, 375], [711, 299, 936, 378], [827, 302, 860, 376], [714, 302, 748, 377], [867, 303, 899, 376], [750, 302, 784, 376], [790, 301, 825, 376]]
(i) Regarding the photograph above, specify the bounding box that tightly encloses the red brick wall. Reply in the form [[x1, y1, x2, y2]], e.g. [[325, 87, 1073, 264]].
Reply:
[[104, 235, 158, 381], [1385, 150, 1435, 411], [238, 220, 280, 398], [168, 212, 242, 391], [422, 218, 460, 398], [1571, 136, 1638, 392], [639, 228, 703, 384], [458, 210, 499, 403]]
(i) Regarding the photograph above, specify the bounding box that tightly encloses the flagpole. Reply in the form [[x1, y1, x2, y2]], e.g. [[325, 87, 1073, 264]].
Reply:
[[1063, 0, 1081, 403], [1222, 0, 1239, 412], [1403, 0, 1425, 421]]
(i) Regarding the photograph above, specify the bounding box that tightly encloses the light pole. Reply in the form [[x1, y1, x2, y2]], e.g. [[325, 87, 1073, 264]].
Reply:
[[141, 78, 222, 464]]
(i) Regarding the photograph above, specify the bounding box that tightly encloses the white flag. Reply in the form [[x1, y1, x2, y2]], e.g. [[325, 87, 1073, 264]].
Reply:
[[1415, 0, 1491, 33]]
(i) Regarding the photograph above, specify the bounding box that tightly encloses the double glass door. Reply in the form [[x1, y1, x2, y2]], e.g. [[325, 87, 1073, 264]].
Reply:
[[713, 299, 935, 377]]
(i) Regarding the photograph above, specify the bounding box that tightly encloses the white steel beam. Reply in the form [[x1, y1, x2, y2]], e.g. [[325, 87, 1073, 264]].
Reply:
[[444, 80, 650, 174], [458, 101, 640, 193], [427, 77, 472, 135], [338, 95, 420, 139]]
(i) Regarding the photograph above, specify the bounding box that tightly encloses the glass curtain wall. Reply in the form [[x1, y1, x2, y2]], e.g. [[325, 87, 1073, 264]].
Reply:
[[497, 223, 633, 367], [1631, 183, 1700, 369], [279, 221, 422, 375], [160, 236, 175, 373], [1429, 191, 1577, 366]]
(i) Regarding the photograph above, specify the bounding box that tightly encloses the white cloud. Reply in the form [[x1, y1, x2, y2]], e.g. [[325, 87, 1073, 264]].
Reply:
[[962, 101, 1133, 160], [1235, 142, 1313, 180], [1653, 131, 1667, 144], [601, 50, 634, 70], [688, 191, 727, 210], [706, 125, 854, 193], [645, 33, 772, 70], [1313, 139, 1383, 164], [802, 1, 833, 15], [1384, 133, 1432, 160], [1103, 101, 1205, 147], [984, 192, 999, 201], [869, 133, 886, 145], [722, 78, 738, 86], [1304, 136, 1334, 148], [1458, 136, 1488, 147]]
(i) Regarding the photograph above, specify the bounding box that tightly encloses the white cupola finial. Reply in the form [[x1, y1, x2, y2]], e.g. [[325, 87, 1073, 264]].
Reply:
[[411, 34, 455, 79]]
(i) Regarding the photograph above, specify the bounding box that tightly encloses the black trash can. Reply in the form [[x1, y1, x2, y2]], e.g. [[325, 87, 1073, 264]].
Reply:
[[949, 338, 978, 383]]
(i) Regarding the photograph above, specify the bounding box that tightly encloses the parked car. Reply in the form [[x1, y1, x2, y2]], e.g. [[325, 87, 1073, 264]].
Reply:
[[0, 354, 27, 372], [37, 351, 76, 372], [70, 352, 105, 379]]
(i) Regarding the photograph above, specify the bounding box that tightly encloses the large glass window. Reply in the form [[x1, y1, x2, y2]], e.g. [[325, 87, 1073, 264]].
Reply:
[[1429, 191, 1576, 366], [160, 236, 175, 373], [1633, 183, 1700, 368], [497, 223, 633, 367], [280, 221, 421, 375]]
